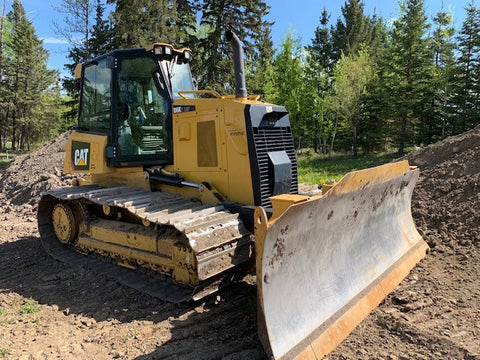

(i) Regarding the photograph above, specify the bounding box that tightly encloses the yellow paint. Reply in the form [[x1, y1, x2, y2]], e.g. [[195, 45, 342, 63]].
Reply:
[[90, 169, 150, 190], [154, 182, 225, 207], [324, 161, 411, 198], [254, 206, 269, 311], [79, 219, 199, 286], [52, 203, 76, 244], [86, 220, 159, 253], [64, 92, 274, 206], [74, 63, 82, 80], [166, 97, 258, 205], [145, 43, 191, 55], [63, 132, 113, 175], [321, 182, 335, 195], [269, 194, 310, 221]]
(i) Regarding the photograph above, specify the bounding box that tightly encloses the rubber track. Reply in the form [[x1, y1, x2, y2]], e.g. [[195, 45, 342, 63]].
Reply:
[[37, 185, 254, 303]]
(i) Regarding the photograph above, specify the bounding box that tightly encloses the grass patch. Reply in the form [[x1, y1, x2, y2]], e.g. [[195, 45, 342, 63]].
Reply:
[[19, 298, 40, 315], [297, 151, 399, 185], [0, 158, 12, 168], [0, 149, 16, 168], [0, 318, 15, 325], [0, 348, 7, 357]]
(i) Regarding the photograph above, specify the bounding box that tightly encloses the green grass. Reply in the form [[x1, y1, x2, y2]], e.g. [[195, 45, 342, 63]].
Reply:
[[0, 318, 15, 325], [18, 298, 40, 315], [0, 148, 16, 169], [297, 151, 399, 185], [0, 158, 12, 168], [0, 348, 7, 357]]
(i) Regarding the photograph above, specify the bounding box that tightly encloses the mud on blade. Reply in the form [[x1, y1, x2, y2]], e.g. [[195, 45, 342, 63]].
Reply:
[[254, 161, 428, 359]]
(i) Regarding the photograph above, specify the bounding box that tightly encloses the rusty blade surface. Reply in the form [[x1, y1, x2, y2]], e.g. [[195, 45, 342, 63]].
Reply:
[[255, 161, 428, 360]]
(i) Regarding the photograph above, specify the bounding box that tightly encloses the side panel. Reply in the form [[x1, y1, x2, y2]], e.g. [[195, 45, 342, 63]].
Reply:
[[63, 132, 112, 175], [223, 101, 254, 205], [170, 98, 255, 205]]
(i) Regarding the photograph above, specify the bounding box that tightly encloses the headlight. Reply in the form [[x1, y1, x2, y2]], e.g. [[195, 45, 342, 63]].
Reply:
[[153, 44, 174, 60]]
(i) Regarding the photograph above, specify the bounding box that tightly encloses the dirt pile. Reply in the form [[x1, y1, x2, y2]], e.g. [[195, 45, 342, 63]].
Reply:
[[407, 124, 480, 248], [0, 132, 74, 215], [329, 126, 480, 359]]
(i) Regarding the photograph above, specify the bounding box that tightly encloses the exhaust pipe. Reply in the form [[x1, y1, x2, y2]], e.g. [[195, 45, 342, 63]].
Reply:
[[226, 30, 247, 99]]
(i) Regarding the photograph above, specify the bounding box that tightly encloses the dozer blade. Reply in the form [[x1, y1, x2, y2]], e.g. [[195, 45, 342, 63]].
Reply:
[[254, 160, 428, 360]]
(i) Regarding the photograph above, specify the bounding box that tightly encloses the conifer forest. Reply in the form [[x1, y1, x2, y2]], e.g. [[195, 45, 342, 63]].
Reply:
[[1, 0, 480, 155]]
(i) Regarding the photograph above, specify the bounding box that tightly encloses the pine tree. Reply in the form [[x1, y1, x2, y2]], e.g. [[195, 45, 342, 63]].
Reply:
[[108, 0, 196, 48], [248, 22, 274, 97], [4, 0, 59, 150], [383, 0, 433, 154], [0, 0, 9, 148], [175, 0, 200, 48], [5, 0, 30, 150], [308, 9, 334, 74], [0, 0, 5, 80], [422, 9, 456, 141], [452, 1, 480, 133], [89, 0, 113, 57], [331, 0, 382, 61], [196, 0, 270, 93]]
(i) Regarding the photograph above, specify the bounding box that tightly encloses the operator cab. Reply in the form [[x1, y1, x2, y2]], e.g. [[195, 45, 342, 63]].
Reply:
[[75, 44, 194, 167]]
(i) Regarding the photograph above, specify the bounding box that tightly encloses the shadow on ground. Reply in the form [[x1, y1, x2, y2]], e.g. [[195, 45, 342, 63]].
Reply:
[[0, 235, 266, 359]]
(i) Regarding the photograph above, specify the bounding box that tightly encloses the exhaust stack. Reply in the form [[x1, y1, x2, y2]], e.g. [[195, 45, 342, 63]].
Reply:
[[226, 30, 247, 99]]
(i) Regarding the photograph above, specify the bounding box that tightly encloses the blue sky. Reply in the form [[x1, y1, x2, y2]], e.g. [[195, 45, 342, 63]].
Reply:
[[8, 0, 473, 77]]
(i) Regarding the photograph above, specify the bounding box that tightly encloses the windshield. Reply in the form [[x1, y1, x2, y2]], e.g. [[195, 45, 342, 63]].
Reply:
[[161, 59, 194, 99]]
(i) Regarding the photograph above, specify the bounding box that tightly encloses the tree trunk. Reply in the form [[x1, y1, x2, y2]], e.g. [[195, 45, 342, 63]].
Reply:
[[19, 125, 25, 151], [0, 0, 5, 77], [352, 127, 358, 156], [11, 110, 16, 151], [398, 116, 407, 154], [352, 118, 358, 156], [330, 113, 339, 152]]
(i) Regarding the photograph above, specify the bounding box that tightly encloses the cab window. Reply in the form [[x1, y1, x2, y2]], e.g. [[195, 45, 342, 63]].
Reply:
[[169, 61, 195, 99], [79, 59, 111, 130], [116, 55, 171, 158]]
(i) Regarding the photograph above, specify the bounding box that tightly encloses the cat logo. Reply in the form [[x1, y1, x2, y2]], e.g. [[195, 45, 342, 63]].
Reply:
[[75, 149, 88, 166], [71, 141, 90, 170]]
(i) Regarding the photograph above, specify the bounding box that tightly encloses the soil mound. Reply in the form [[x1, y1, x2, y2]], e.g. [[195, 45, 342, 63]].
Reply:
[[406, 124, 480, 248], [330, 128, 480, 359], [0, 132, 74, 214]]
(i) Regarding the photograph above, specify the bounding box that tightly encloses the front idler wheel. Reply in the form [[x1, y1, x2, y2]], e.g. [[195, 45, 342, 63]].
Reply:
[[51, 203, 79, 244]]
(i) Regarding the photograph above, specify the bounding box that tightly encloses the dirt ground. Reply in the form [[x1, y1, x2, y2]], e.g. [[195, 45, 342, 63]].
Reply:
[[0, 128, 479, 359]]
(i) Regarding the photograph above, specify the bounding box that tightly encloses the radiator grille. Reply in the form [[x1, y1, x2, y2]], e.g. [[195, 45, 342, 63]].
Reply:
[[252, 127, 298, 207]]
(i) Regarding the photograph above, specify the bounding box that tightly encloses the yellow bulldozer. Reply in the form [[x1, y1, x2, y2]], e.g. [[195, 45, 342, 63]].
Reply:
[[37, 31, 428, 359]]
